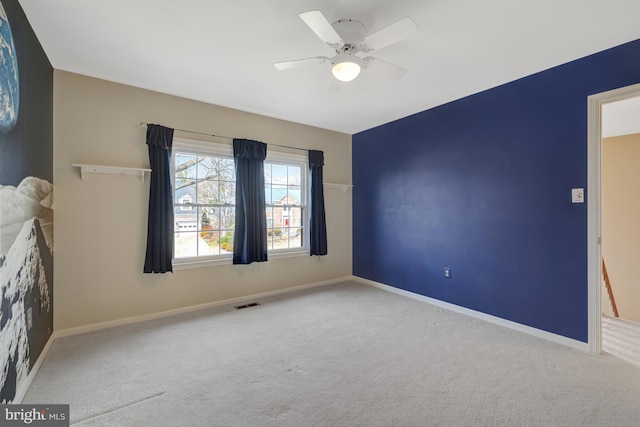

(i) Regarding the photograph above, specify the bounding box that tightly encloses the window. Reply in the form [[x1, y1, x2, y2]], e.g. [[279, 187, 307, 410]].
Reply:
[[172, 138, 308, 265], [264, 161, 304, 251]]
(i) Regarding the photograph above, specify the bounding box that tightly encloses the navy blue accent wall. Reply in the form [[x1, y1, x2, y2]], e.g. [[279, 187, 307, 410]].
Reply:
[[353, 39, 640, 343]]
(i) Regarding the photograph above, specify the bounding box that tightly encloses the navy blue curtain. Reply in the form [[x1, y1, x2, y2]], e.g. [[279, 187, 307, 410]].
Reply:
[[233, 139, 268, 264], [144, 124, 174, 273], [309, 150, 327, 255]]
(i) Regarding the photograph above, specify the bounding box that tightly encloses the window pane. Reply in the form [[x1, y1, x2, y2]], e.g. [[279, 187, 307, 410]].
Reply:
[[199, 207, 221, 255], [288, 185, 301, 206], [219, 158, 235, 180], [174, 190, 198, 256], [267, 227, 283, 250], [272, 227, 289, 250], [197, 207, 208, 232], [174, 231, 198, 258], [272, 185, 287, 205], [265, 206, 274, 228], [174, 179, 196, 204], [275, 223, 302, 250], [207, 207, 221, 230], [196, 155, 217, 179], [221, 207, 235, 229], [219, 230, 234, 253], [271, 164, 287, 185], [287, 207, 302, 227], [288, 165, 302, 186], [175, 153, 197, 179], [197, 179, 219, 205], [199, 230, 219, 255], [173, 153, 198, 179], [289, 227, 302, 248], [219, 181, 235, 204]]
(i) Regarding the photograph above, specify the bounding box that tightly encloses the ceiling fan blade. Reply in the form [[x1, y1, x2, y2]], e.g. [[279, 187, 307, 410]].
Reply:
[[363, 57, 408, 81], [361, 17, 418, 52], [274, 56, 329, 71], [299, 10, 344, 49]]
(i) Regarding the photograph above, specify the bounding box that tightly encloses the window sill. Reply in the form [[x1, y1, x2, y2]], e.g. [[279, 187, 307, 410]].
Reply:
[[172, 249, 310, 271]]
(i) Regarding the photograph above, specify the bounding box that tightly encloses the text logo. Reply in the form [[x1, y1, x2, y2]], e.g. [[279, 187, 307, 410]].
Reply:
[[1, 405, 69, 426]]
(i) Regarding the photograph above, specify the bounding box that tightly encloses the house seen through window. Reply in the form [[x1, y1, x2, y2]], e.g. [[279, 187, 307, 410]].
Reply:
[[172, 139, 308, 262]]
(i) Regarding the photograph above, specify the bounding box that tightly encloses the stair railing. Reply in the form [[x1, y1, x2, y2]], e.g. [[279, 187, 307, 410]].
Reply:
[[602, 259, 619, 318]]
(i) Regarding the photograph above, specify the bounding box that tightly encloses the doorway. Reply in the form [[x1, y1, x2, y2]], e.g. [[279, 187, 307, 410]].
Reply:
[[587, 83, 640, 356]]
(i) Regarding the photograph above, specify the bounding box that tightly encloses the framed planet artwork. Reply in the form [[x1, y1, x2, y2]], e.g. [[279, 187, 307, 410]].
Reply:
[[0, 1, 19, 134]]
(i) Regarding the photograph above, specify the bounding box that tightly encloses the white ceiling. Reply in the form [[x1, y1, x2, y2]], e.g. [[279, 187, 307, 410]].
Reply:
[[18, 0, 640, 135]]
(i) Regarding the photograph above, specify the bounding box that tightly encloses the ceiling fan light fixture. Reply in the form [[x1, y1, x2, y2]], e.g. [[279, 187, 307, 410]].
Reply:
[[331, 55, 363, 82]]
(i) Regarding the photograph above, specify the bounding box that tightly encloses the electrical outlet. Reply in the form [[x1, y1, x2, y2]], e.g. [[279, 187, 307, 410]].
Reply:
[[572, 188, 584, 203], [444, 267, 452, 279]]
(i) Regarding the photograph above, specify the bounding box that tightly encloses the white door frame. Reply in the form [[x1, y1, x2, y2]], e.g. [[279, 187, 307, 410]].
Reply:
[[587, 83, 640, 354]]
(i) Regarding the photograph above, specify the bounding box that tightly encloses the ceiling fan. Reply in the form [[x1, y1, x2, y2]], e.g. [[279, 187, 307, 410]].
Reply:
[[274, 10, 418, 82]]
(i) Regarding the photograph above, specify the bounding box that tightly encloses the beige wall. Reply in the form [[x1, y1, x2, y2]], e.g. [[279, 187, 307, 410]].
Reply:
[[53, 71, 352, 330], [602, 133, 640, 322]]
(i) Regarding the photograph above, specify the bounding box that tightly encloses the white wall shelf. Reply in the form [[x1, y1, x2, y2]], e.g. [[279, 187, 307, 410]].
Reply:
[[72, 164, 151, 182], [324, 183, 353, 193]]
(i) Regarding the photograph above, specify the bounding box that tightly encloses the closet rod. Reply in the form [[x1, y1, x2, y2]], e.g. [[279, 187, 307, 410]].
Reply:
[[139, 122, 308, 152]]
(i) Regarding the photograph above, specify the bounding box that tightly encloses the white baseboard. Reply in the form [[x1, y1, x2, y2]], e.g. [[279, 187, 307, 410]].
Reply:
[[14, 334, 56, 403], [352, 276, 589, 352], [54, 276, 352, 339]]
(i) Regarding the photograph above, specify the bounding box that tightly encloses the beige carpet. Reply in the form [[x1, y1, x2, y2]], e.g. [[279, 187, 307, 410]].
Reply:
[[25, 281, 640, 426]]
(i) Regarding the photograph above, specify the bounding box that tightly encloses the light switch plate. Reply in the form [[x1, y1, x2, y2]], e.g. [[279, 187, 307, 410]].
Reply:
[[572, 188, 584, 203]]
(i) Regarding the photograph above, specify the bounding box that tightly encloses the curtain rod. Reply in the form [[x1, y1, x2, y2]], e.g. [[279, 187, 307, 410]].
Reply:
[[139, 122, 308, 152]]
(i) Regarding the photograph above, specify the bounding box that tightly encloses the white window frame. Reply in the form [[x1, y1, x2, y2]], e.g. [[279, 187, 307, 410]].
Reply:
[[264, 150, 309, 256], [171, 137, 309, 270]]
